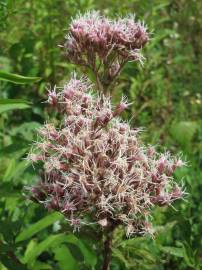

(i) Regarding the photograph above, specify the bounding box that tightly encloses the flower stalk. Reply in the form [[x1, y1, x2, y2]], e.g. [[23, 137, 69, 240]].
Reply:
[[102, 225, 116, 270]]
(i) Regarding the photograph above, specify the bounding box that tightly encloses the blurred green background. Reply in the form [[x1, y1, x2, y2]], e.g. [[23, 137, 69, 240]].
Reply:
[[0, 0, 202, 269]]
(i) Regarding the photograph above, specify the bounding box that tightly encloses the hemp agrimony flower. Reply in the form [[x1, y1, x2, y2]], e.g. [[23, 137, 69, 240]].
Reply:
[[28, 74, 185, 236], [63, 11, 149, 92], [27, 11, 185, 270]]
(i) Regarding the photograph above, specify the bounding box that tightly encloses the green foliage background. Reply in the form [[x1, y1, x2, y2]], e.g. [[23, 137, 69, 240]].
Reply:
[[0, 0, 202, 269]]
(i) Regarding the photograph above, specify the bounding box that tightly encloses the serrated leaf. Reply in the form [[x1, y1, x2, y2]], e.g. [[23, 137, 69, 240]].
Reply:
[[118, 236, 145, 248], [177, 242, 195, 267], [112, 248, 130, 268], [127, 247, 156, 263], [16, 212, 63, 242], [0, 70, 41, 84], [160, 246, 184, 258]]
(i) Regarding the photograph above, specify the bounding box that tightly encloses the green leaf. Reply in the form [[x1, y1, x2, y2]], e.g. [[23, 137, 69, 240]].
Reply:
[[0, 70, 41, 84], [177, 242, 195, 267], [160, 246, 184, 258], [129, 247, 156, 263], [10, 121, 41, 141], [22, 233, 97, 267], [65, 235, 97, 267], [0, 254, 28, 270], [22, 234, 65, 263], [0, 99, 31, 113], [171, 121, 197, 148], [23, 239, 37, 261], [54, 245, 78, 270], [16, 212, 63, 243], [112, 248, 130, 268], [3, 159, 28, 182], [118, 236, 146, 248], [30, 262, 52, 270]]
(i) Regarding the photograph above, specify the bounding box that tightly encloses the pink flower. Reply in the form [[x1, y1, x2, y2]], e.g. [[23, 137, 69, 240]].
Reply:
[[63, 12, 149, 91], [27, 75, 185, 235]]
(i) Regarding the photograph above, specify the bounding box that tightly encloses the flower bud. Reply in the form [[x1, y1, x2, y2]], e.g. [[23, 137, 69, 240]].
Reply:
[[157, 156, 167, 174], [113, 101, 128, 117], [170, 186, 183, 201], [47, 88, 57, 106]]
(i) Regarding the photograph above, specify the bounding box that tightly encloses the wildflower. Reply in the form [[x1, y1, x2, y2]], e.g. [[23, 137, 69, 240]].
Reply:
[[64, 11, 149, 91], [27, 75, 185, 235]]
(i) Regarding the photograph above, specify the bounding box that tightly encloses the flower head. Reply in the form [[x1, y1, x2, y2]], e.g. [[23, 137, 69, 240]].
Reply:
[[27, 75, 185, 235], [65, 12, 149, 60], [63, 12, 149, 91]]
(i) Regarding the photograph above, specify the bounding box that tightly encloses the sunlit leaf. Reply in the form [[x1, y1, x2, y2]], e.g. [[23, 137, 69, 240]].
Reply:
[[54, 245, 78, 270], [16, 212, 63, 242]]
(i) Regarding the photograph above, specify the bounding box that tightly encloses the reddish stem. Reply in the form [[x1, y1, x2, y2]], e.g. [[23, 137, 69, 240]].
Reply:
[[102, 225, 116, 270]]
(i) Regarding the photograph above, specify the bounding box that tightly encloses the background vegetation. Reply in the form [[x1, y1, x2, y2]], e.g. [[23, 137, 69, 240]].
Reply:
[[0, 0, 201, 269]]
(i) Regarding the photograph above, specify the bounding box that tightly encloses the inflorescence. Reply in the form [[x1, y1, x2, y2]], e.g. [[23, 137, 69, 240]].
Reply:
[[27, 74, 185, 235], [63, 11, 149, 91]]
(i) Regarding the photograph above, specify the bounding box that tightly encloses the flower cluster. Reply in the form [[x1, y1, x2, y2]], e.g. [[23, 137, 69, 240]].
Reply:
[[64, 12, 149, 90], [27, 75, 184, 235]]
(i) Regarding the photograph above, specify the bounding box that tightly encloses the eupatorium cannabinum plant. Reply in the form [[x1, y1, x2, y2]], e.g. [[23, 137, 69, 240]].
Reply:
[[27, 11, 185, 270]]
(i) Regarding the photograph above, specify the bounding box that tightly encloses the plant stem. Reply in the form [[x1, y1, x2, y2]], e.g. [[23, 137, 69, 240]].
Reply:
[[102, 225, 116, 270], [95, 73, 105, 93]]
